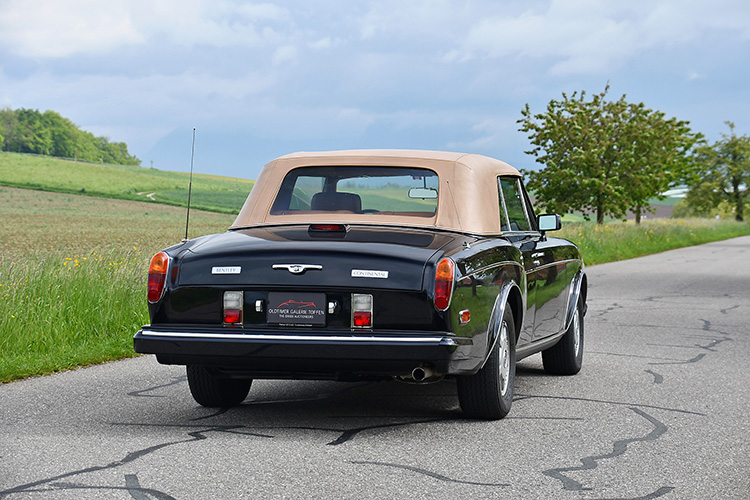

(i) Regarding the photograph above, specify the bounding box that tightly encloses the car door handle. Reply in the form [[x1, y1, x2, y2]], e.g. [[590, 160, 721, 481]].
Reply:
[[531, 252, 545, 259]]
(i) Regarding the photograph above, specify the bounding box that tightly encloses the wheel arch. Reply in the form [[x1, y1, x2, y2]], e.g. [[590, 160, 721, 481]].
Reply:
[[478, 280, 523, 370], [563, 269, 587, 331]]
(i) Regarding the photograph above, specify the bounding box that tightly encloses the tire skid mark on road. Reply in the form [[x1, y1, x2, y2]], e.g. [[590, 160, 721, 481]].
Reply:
[[515, 394, 705, 416], [720, 304, 740, 315], [542, 407, 668, 492], [644, 370, 663, 384], [592, 302, 625, 321], [190, 407, 232, 421], [8, 478, 178, 500], [114, 418, 452, 447], [587, 351, 686, 361], [646, 338, 731, 352], [0, 429, 208, 498], [507, 416, 585, 421], [127, 376, 186, 398], [125, 474, 152, 500], [699, 318, 734, 337], [648, 353, 706, 365], [351, 460, 510, 487], [324, 418, 450, 446], [113, 422, 275, 439], [593, 485, 676, 500]]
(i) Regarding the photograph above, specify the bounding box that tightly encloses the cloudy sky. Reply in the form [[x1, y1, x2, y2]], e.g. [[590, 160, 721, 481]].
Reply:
[[1, 0, 748, 179]]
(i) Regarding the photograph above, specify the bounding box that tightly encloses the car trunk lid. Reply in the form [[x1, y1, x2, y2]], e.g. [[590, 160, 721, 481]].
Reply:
[[176, 225, 455, 291]]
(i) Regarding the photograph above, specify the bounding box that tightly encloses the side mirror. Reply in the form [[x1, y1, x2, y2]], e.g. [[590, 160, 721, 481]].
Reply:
[[538, 213, 561, 232]]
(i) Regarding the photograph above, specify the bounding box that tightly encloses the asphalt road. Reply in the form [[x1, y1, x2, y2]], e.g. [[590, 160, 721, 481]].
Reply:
[[1, 236, 749, 499]]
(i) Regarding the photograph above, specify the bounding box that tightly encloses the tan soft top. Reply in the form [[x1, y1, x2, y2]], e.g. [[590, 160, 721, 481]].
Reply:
[[231, 149, 521, 235]]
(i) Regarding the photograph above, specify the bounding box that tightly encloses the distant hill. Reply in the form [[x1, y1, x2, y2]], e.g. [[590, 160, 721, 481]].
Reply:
[[0, 152, 254, 214], [1, 108, 140, 166]]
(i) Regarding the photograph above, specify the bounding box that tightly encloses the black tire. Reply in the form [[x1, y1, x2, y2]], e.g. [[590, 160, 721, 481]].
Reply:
[[542, 298, 584, 375], [457, 306, 516, 420], [186, 365, 252, 407]]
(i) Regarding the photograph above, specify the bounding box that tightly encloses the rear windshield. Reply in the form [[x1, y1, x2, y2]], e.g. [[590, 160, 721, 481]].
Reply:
[[269, 166, 439, 217]]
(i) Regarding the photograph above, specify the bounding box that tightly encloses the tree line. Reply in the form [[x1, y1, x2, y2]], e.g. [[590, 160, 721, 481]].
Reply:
[[519, 85, 748, 222], [0, 108, 140, 166]]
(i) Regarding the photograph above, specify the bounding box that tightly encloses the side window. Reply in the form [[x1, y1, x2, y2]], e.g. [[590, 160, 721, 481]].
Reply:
[[498, 177, 531, 232]]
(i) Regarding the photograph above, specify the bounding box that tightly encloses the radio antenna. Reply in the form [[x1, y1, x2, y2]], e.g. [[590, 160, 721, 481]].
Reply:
[[183, 128, 196, 242]]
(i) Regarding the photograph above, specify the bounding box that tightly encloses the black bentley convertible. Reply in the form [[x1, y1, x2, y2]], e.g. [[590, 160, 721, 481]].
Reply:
[[134, 150, 587, 419]]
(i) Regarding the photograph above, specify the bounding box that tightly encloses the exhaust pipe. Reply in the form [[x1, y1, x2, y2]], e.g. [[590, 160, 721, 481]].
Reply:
[[411, 366, 434, 382]]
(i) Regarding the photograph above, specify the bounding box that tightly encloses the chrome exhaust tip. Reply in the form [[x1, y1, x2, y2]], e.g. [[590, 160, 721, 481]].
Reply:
[[411, 366, 433, 382]]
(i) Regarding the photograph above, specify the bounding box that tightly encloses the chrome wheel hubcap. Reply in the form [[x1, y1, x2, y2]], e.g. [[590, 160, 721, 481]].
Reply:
[[498, 321, 510, 396], [572, 309, 581, 356]]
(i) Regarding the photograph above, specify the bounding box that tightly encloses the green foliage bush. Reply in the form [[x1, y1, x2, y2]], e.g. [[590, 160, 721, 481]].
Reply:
[[0, 107, 140, 165]]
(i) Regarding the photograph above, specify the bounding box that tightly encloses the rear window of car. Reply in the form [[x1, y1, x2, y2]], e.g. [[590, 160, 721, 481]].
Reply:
[[269, 166, 439, 217]]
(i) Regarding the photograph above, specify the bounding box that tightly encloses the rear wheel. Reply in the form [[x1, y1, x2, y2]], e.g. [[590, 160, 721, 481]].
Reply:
[[542, 298, 583, 375], [457, 306, 516, 420], [186, 365, 252, 407]]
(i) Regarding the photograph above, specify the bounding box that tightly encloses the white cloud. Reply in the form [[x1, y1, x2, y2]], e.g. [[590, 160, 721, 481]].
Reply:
[[0, 0, 143, 58], [0, 0, 296, 58], [456, 0, 750, 75], [272, 45, 298, 65], [309, 36, 338, 50], [358, 0, 456, 40], [137, 0, 292, 48], [1, 0, 749, 176]]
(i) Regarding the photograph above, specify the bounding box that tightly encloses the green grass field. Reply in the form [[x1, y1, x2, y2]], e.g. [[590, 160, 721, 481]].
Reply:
[[0, 151, 254, 214], [0, 186, 232, 382]]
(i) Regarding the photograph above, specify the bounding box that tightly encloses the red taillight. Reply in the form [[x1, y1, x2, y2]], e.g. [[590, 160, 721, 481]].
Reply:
[[147, 252, 170, 303], [353, 311, 372, 327], [223, 291, 243, 325], [434, 258, 454, 311]]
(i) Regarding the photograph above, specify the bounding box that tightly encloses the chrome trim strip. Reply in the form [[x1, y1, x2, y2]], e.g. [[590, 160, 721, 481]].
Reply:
[[138, 330, 458, 345], [524, 258, 582, 274], [462, 260, 523, 279], [516, 329, 566, 360]]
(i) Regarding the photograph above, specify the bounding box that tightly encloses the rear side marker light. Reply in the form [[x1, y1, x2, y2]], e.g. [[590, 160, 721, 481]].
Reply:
[[459, 309, 471, 326], [351, 293, 373, 328], [434, 258, 455, 311], [224, 291, 244, 325], [147, 252, 170, 303]]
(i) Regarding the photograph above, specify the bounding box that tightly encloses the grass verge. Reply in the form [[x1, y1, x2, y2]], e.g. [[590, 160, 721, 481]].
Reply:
[[0, 187, 230, 383], [558, 218, 750, 265], [0, 250, 146, 383]]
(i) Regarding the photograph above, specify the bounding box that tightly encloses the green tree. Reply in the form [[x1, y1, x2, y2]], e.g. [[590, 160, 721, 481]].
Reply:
[[16, 108, 53, 154], [42, 110, 79, 158], [0, 107, 22, 152], [519, 86, 701, 224], [0, 107, 140, 166], [685, 122, 749, 221]]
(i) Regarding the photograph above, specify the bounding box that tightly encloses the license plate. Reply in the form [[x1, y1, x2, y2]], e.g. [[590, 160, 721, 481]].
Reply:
[[267, 292, 326, 326]]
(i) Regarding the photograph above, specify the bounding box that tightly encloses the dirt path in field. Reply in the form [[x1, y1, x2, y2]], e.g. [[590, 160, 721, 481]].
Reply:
[[136, 191, 156, 201]]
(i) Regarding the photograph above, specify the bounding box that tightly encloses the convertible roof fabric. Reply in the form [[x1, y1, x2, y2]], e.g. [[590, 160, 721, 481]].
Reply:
[[231, 149, 523, 235]]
